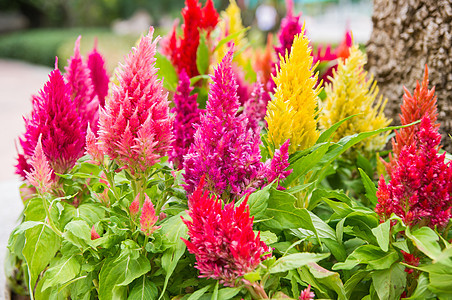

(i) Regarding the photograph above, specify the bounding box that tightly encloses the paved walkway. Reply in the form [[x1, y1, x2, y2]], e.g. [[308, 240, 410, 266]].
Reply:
[[0, 59, 51, 298]]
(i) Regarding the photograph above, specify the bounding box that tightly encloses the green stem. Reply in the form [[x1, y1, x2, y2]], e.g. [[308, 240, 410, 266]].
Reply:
[[105, 171, 120, 202]]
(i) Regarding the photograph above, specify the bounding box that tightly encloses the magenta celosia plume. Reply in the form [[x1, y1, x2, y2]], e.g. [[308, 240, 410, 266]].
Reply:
[[182, 179, 271, 287], [16, 65, 86, 179], [183, 49, 291, 199], [98, 28, 173, 176], [243, 80, 270, 134], [275, 0, 302, 62], [87, 42, 110, 108], [169, 70, 201, 169], [65, 37, 100, 132], [376, 116, 452, 228]]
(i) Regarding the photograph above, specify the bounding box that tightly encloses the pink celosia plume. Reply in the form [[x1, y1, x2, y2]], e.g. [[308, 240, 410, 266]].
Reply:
[[25, 136, 53, 194], [243, 80, 270, 134], [98, 28, 173, 176], [140, 194, 160, 236], [299, 285, 315, 300], [129, 195, 140, 221], [182, 179, 271, 287], [376, 117, 452, 228], [16, 65, 86, 179], [91, 225, 101, 240], [169, 70, 201, 169]]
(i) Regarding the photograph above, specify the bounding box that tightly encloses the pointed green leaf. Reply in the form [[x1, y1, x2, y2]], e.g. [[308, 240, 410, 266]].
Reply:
[[406, 226, 442, 260], [196, 33, 209, 75], [22, 224, 61, 294], [358, 168, 378, 206], [155, 52, 178, 91], [270, 252, 330, 274], [128, 276, 158, 300], [317, 114, 358, 144], [371, 220, 390, 252], [41, 255, 81, 291], [333, 245, 399, 271], [371, 263, 406, 300], [63, 220, 91, 249]]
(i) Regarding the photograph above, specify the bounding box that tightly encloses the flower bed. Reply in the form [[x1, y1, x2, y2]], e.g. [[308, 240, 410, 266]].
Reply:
[[6, 0, 452, 299]]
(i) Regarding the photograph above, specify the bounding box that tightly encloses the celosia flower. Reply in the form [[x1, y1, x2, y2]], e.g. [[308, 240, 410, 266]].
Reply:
[[182, 180, 271, 287], [319, 45, 391, 155], [274, 0, 302, 62], [169, 70, 200, 169], [16, 65, 86, 179], [299, 285, 315, 300], [400, 250, 420, 274], [264, 139, 292, 184], [243, 81, 269, 134], [140, 194, 160, 236], [91, 225, 101, 240], [85, 125, 103, 165], [375, 117, 452, 228], [129, 195, 140, 221], [266, 29, 321, 154], [87, 42, 109, 108], [25, 136, 53, 194], [98, 28, 173, 176], [385, 65, 438, 174], [217, 0, 248, 71], [65, 37, 100, 132], [163, 0, 219, 77], [183, 49, 291, 199]]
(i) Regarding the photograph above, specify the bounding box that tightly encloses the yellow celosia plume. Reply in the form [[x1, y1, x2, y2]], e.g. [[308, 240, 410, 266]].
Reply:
[[266, 27, 321, 154], [216, 0, 248, 69], [319, 45, 391, 154]]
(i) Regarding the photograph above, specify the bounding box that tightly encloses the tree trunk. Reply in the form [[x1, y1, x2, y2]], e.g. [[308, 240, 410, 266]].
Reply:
[[366, 0, 452, 152]]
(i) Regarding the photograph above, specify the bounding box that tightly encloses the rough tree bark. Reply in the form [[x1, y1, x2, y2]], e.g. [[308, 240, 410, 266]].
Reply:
[[366, 0, 452, 152]]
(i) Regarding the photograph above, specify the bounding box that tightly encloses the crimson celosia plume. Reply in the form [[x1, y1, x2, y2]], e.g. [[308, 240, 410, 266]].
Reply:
[[163, 0, 219, 77], [16, 65, 86, 179], [182, 179, 271, 287], [98, 28, 173, 176], [376, 117, 452, 228]]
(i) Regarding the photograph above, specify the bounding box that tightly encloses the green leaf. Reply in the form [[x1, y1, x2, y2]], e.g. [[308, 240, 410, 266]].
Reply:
[[76, 203, 105, 225], [218, 287, 241, 300], [307, 262, 347, 300], [317, 114, 358, 144], [427, 272, 452, 296], [270, 252, 330, 273], [41, 255, 81, 291], [63, 220, 92, 249], [237, 183, 271, 219], [358, 168, 378, 207], [263, 189, 320, 243], [187, 285, 212, 300], [371, 263, 406, 300], [333, 245, 399, 270], [344, 270, 371, 298], [155, 52, 178, 91], [320, 121, 420, 167], [98, 252, 151, 300], [406, 226, 442, 260], [196, 33, 209, 75], [371, 220, 390, 252], [258, 230, 278, 245], [24, 197, 46, 221], [128, 276, 158, 300], [284, 142, 329, 187], [22, 223, 61, 295], [243, 270, 260, 283], [405, 273, 435, 299], [159, 212, 189, 299]]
